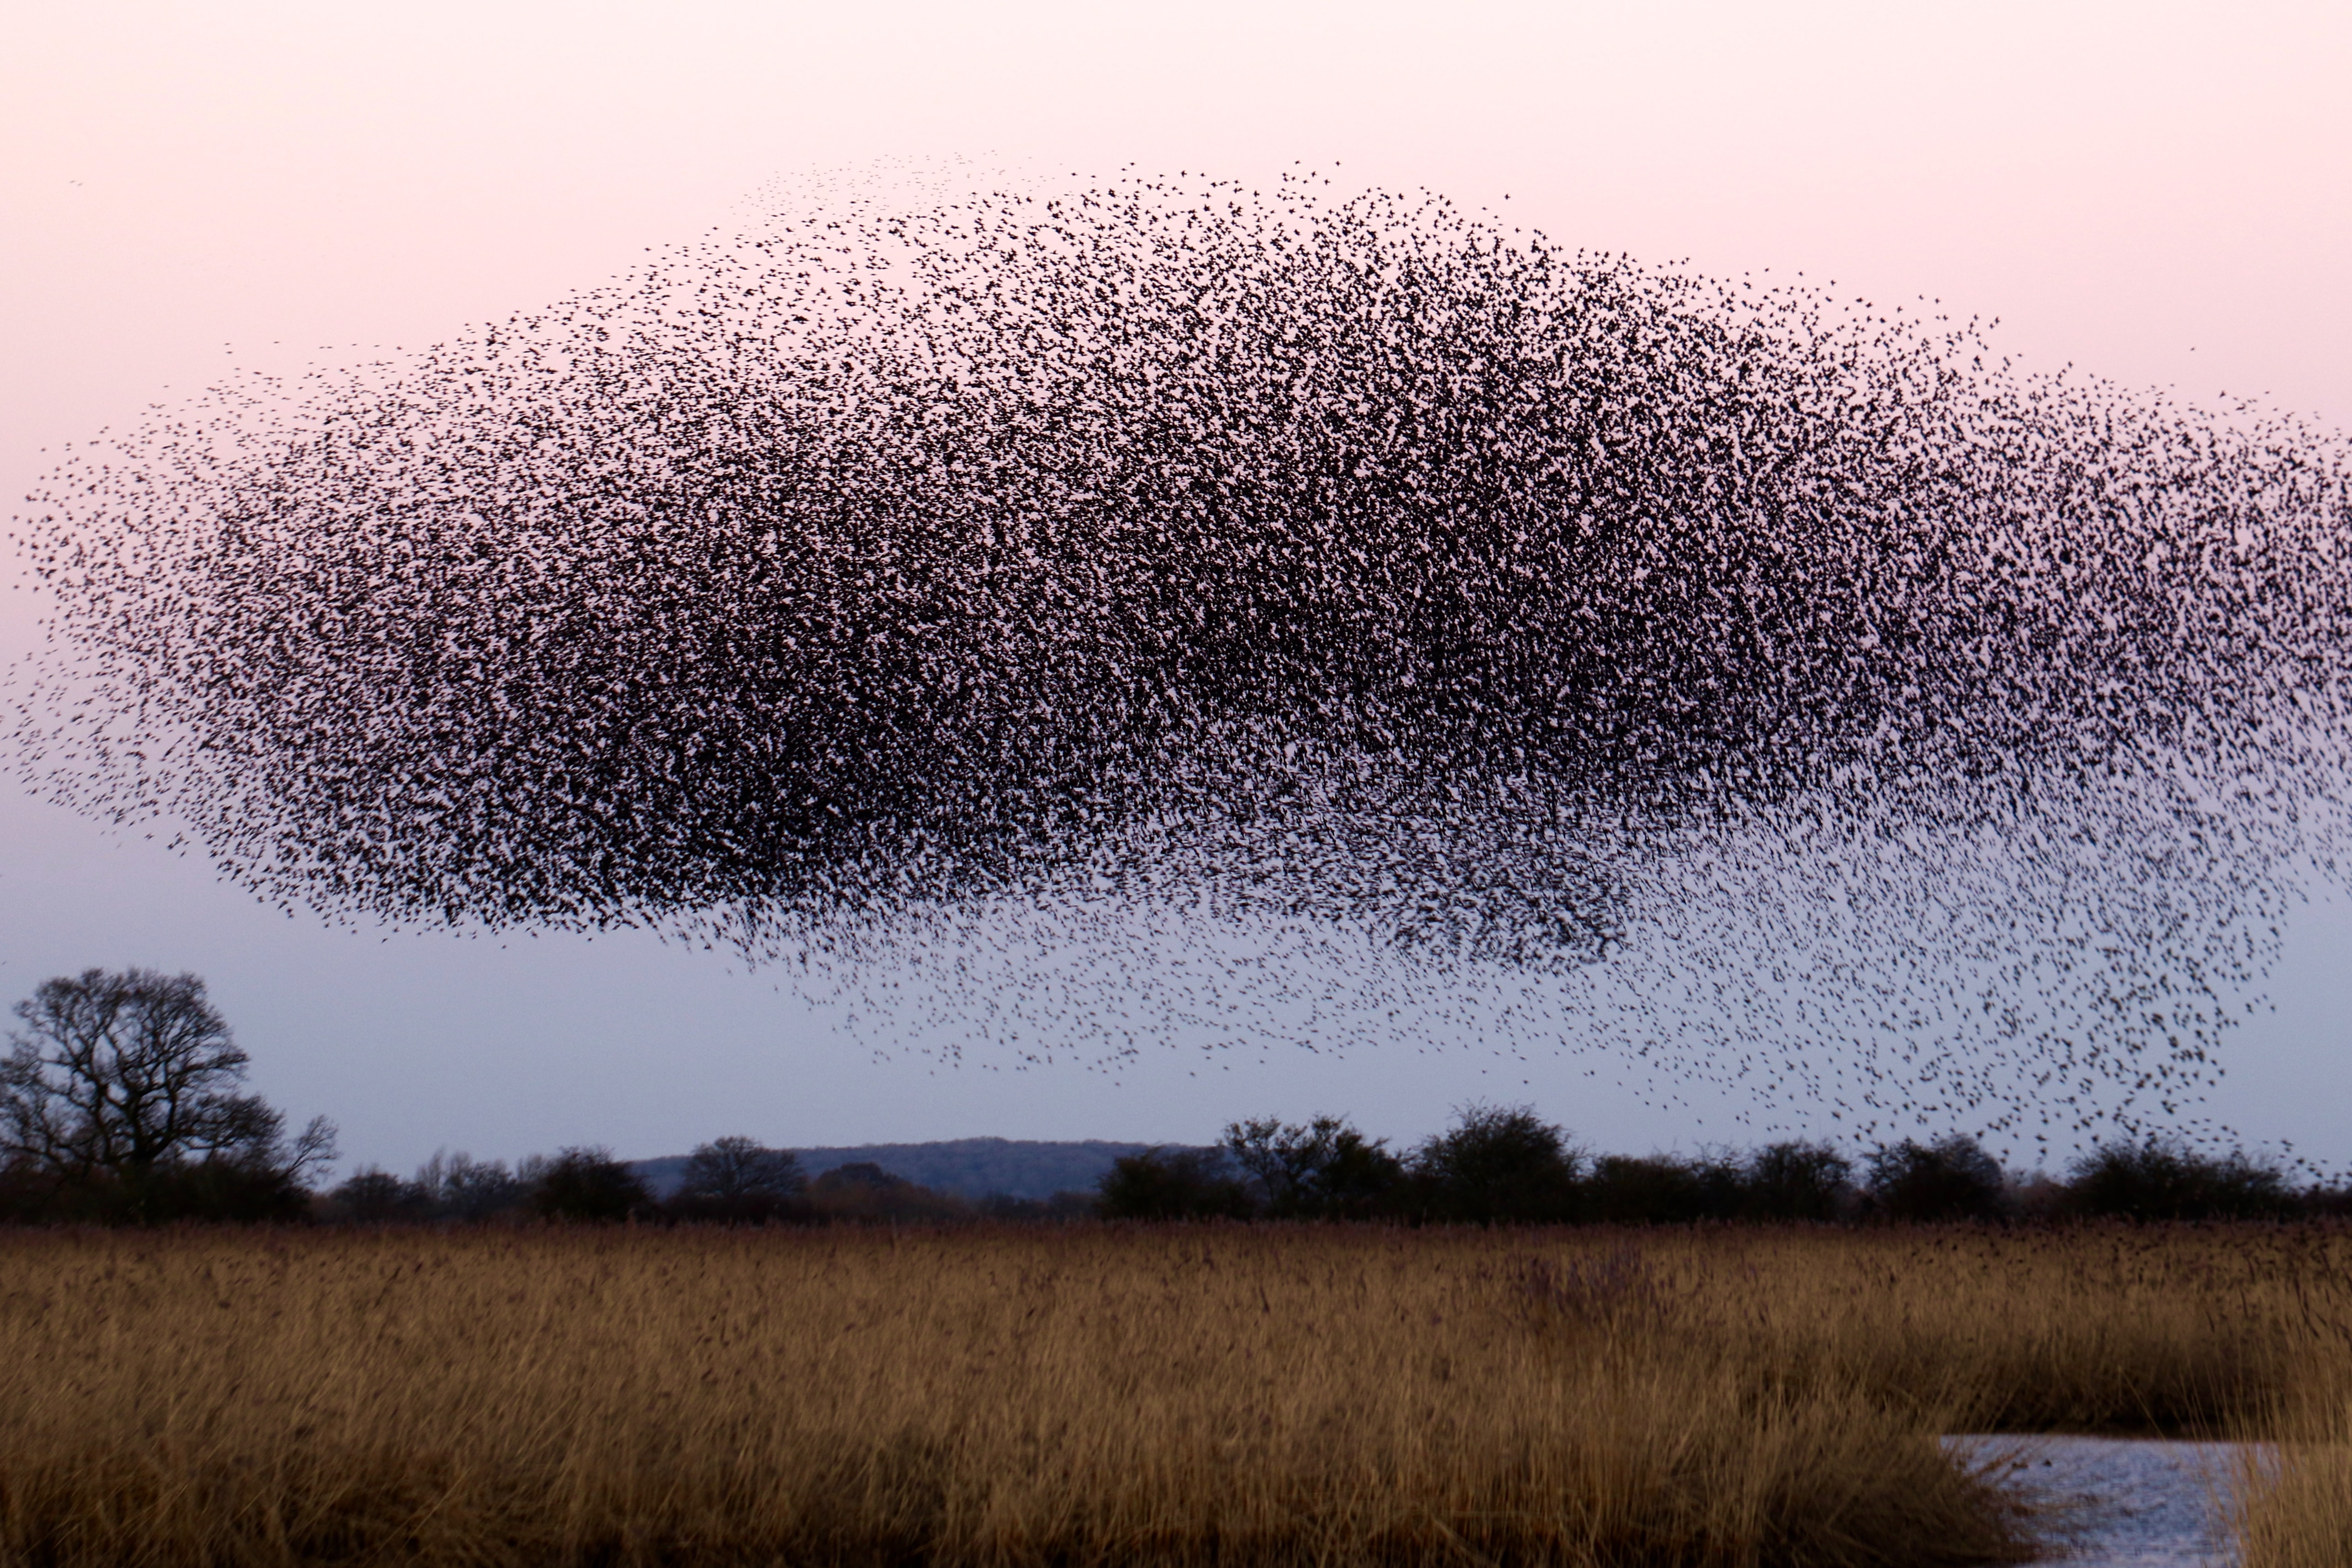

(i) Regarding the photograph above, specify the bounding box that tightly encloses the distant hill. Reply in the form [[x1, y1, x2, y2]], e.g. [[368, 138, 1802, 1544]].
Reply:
[[632, 1137, 1203, 1200]]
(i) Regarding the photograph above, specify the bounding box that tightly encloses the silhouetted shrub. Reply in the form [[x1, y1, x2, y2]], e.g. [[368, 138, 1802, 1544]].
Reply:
[[327, 1166, 433, 1223], [2305, 1185, 2352, 1219], [1865, 1136, 2008, 1222], [142, 1154, 322, 1223], [1410, 1105, 1581, 1224], [0, 1155, 52, 1223], [1741, 1141, 1856, 1221], [2005, 1172, 2073, 1222], [532, 1145, 653, 1222], [1096, 1148, 1254, 1220], [1224, 1115, 1405, 1219], [2066, 1139, 2296, 1221], [1583, 1155, 1716, 1225], [807, 1162, 972, 1223]]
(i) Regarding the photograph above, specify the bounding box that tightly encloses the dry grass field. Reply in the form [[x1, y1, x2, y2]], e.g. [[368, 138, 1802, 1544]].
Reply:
[[2234, 1311, 2352, 1568], [0, 1223, 2346, 1567]]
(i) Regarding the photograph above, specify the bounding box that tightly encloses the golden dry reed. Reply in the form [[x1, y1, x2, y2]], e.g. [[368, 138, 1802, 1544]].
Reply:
[[2234, 1284, 2352, 1568], [0, 1223, 2345, 1568]]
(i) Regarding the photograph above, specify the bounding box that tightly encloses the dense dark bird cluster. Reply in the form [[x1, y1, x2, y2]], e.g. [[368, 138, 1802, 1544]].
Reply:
[[12, 169, 2350, 1142]]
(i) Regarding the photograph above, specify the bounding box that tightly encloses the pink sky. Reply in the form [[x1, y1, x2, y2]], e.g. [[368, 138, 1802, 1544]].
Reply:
[[2, 2, 2348, 1171], [7, 0, 2346, 490]]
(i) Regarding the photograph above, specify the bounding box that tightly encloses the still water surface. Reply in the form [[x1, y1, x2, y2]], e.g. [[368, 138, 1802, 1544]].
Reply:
[[1944, 1436, 2271, 1567]]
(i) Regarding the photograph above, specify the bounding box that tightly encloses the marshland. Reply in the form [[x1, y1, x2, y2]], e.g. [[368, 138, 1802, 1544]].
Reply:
[[5, 997, 2350, 1568], [3, 1219, 2349, 1568]]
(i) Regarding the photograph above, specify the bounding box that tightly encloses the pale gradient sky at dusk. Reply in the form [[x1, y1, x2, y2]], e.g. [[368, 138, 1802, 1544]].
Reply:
[[3, 1, 2348, 1174]]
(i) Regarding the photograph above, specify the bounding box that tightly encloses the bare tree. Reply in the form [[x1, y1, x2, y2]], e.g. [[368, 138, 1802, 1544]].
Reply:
[[330, 1166, 431, 1223], [2, 968, 334, 1220], [681, 1136, 805, 1202], [672, 1135, 805, 1222], [414, 1150, 530, 1221]]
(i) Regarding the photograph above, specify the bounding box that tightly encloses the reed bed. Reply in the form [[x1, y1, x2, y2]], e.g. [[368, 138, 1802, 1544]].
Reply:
[[2233, 1286, 2352, 1568], [0, 1223, 2344, 1567]]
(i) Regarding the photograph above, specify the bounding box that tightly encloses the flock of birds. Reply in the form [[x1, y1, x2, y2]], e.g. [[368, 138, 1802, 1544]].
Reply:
[[12, 167, 2350, 1144]]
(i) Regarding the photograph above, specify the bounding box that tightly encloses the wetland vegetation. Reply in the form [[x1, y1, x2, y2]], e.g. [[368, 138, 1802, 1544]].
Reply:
[[2, 1221, 2347, 1566]]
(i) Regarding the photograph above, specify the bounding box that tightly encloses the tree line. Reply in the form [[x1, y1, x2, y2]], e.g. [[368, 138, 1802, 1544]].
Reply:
[[6, 969, 2343, 1227], [1100, 1106, 2344, 1224], [319, 1141, 1060, 1225], [324, 1108, 2339, 1228]]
